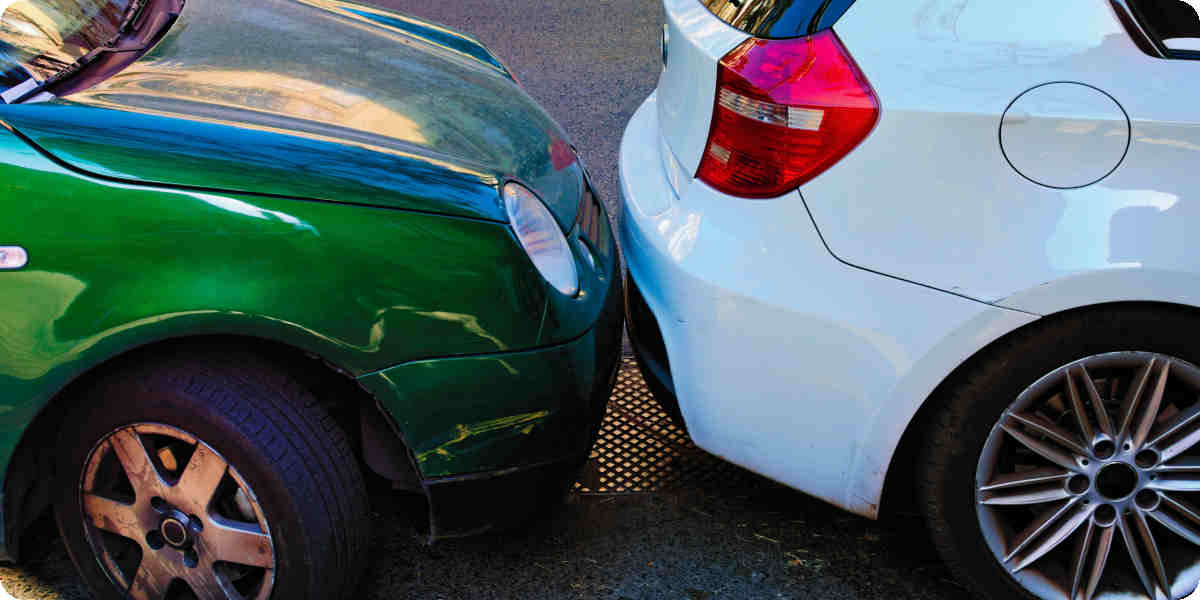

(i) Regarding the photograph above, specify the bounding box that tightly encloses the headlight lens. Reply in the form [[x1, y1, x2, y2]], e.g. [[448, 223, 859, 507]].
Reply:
[[503, 182, 579, 297]]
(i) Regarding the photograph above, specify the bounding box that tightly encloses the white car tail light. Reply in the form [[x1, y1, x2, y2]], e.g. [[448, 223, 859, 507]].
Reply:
[[696, 30, 879, 198]]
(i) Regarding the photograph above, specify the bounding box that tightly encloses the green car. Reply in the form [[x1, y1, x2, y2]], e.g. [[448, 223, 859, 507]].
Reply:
[[0, 0, 622, 597]]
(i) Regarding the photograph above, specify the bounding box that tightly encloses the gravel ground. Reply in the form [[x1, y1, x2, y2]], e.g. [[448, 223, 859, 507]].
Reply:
[[0, 2, 972, 599]]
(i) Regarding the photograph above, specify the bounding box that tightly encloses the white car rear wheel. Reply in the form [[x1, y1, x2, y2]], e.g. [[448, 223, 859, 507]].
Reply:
[[920, 306, 1200, 600]]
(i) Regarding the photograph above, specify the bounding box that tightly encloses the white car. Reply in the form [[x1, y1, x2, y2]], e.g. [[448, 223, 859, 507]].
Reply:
[[619, 1, 1200, 599]]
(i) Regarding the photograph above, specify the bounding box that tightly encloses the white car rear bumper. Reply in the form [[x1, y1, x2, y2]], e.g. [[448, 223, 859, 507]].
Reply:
[[619, 93, 1037, 517]]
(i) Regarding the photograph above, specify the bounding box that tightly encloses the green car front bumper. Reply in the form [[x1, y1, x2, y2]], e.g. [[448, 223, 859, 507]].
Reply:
[[358, 228, 623, 540]]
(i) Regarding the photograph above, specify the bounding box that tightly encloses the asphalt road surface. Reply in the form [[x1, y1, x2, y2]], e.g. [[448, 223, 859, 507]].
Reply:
[[0, 2, 969, 599]]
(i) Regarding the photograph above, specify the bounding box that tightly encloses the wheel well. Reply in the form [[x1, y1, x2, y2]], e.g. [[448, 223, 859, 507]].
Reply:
[[2, 335, 421, 561], [878, 300, 1200, 517]]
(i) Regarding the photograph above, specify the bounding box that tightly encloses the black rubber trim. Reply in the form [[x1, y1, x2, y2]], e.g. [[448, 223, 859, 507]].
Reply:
[[624, 275, 673, 394], [623, 271, 684, 428], [421, 455, 581, 540]]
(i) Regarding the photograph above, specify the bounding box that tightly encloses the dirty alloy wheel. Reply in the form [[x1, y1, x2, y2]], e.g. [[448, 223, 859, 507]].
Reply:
[[54, 349, 369, 600], [78, 423, 276, 598], [921, 307, 1200, 600]]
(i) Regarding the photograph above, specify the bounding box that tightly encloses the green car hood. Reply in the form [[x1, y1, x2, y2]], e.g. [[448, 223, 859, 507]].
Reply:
[[0, 0, 583, 226]]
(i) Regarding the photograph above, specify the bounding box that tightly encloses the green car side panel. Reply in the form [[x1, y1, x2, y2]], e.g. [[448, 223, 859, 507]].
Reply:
[[0, 0, 584, 227], [0, 124, 565, 490]]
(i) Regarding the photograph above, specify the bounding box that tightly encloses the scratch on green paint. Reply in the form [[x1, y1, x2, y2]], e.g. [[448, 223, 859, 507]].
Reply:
[[416, 409, 549, 463]]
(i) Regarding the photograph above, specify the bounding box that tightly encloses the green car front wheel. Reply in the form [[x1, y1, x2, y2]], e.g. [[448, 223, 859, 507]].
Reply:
[[53, 348, 370, 600]]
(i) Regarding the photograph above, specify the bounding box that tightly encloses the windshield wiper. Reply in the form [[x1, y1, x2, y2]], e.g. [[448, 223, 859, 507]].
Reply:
[[118, 0, 151, 35], [4, 0, 183, 104]]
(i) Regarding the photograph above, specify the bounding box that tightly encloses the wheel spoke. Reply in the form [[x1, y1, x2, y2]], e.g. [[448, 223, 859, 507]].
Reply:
[[1131, 362, 1170, 448], [1116, 358, 1157, 443], [1066, 370, 1096, 443], [109, 429, 167, 497], [82, 493, 150, 542], [174, 442, 228, 515], [1001, 419, 1083, 472], [1069, 520, 1094, 600], [979, 468, 1073, 506], [183, 565, 241, 600], [1077, 366, 1114, 438], [1008, 413, 1089, 456], [1153, 475, 1200, 492], [1119, 510, 1170, 600], [1150, 402, 1200, 462], [1154, 456, 1200, 473], [1148, 458, 1200, 492], [1151, 494, 1200, 546], [1070, 521, 1113, 600], [201, 516, 274, 568], [1006, 499, 1090, 571], [127, 557, 177, 600]]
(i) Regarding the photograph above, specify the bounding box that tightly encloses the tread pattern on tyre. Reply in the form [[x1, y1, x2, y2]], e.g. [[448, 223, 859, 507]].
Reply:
[[184, 350, 371, 600]]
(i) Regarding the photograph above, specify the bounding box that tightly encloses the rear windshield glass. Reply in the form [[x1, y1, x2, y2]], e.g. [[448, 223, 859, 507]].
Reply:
[[1128, 0, 1200, 52], [0, 0, 133, 83], [701, 0, 857, 39]]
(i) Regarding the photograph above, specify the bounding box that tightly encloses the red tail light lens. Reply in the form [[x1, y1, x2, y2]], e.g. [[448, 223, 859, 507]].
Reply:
[[696, 30, 879, 199]]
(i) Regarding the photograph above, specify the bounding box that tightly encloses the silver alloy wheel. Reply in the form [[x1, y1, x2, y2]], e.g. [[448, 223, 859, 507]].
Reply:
[[79, 423, 275, 600], [977, 352, 1200, 600]]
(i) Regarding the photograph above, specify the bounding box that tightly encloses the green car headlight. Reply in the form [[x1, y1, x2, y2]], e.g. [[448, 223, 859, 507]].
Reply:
[[503, 181, 579, 297]]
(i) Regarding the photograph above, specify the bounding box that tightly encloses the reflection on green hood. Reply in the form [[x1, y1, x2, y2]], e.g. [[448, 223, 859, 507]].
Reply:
[[0, 0, 583, 226]]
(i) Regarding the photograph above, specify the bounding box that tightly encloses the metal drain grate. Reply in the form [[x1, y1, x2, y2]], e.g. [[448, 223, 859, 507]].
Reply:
[[574, 357, 768, 494]]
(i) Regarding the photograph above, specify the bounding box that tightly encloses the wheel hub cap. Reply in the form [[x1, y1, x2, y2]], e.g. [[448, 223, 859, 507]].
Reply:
[[159, 511, 191, 549], [976, 352, 1200, 600]]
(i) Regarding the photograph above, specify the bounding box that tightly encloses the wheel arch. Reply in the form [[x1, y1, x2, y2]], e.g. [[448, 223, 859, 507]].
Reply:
[[1, 333, 421, 562]]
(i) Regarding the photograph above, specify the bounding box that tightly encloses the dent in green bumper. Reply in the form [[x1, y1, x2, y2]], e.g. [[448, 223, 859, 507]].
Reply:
[[360, 272, 623, 479]]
